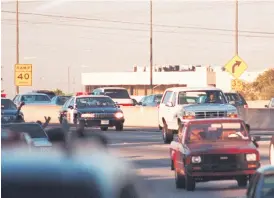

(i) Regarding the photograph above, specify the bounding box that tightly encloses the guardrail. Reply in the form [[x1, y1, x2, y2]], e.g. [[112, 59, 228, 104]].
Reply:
[[21, 105, 274, 130]]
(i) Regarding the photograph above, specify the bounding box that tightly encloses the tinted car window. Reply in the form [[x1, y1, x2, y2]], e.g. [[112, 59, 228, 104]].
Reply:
[[179, 90, 227, 104], [104, 89, 130, 99], [2, 124, 47, 139], [1, 99, 17, 110], [56, 96, 71, 105], [76, 97, 115, 108], [21, 95, 51, 102]]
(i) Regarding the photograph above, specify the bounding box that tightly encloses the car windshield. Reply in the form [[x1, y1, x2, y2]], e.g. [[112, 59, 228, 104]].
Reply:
[[261, 174, 274, 198], [21, 95, 51, 102], [187, 122, 249, 143], [76, 97, 115, 108], [55, 96, 71, 105], [1, 124, 47, 139], [103, 89, 130, 99], [1, 99, 17, 110], [178, 90, 227, 105]]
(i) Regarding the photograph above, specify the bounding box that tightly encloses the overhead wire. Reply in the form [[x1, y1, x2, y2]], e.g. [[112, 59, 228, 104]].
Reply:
[[2, 10, 274, 35]]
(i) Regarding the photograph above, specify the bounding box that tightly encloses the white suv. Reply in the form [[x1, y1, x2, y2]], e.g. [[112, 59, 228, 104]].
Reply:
[[158, 87, 238, 143]]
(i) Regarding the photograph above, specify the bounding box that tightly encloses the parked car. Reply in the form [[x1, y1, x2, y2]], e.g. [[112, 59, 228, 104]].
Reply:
[[1, 98, 24, 123], [170, 118, 260, 191], [51, 95, 71, 106], [224, 92, 248, 108], [58, 94, 125, 133], [158, 87, 238, 143], [92, 87, 134, 106], [32, 90, 56, 99], [265, 97, 274, 108], [13, 93, 52, 106], [138, 94, 163, 107], [246, 165, 274, 198]]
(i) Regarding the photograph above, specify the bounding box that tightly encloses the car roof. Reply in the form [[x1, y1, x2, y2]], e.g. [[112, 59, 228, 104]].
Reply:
[[95, 87, 127, 90], [165, 87, 222, 92], [185, 117, 244, 124], [257, 165, 274, 175], [19, 92, 50, 96], [74, 95, 110, 99]]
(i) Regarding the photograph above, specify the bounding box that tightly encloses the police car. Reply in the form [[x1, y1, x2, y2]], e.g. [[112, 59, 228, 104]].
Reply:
[[58, 93, 125, 133]]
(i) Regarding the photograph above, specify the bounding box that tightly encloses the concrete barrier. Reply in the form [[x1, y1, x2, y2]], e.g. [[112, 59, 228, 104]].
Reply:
[[247, 100, 269, 108], [22, 105, 274, 130]]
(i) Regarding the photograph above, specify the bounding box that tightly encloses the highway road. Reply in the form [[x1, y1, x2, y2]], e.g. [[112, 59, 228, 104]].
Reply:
[[77, 127, 271, 198]]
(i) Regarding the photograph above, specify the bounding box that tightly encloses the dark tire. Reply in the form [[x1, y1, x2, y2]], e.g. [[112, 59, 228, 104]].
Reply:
[[185, 174, 196, 191], [175, 171, 185, 189], [76, 120, 85, 137], [100, 127, 108, 131], [171, 160, 174, 170], [236, 176, 248, 187], [162, 123, 173, 144], [115, 123, 124, 131]]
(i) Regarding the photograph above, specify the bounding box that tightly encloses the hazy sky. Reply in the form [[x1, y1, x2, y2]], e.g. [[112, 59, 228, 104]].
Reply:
[[1, 0, 274, 96]]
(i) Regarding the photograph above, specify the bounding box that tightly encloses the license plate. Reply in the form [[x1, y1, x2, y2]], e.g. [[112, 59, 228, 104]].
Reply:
[[101, 120, 109, 125]]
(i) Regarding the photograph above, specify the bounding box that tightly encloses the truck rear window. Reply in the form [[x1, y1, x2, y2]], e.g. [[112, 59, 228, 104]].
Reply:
[[104, 89, 130, 99]]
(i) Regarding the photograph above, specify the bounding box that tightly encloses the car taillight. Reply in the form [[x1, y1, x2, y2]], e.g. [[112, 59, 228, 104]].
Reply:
[[120, 104, 133, 106], [244, 104, 248, 108], [183, 115, 195, 119]]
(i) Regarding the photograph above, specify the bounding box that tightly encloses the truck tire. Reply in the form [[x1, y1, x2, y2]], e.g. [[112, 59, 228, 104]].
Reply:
[[175, 171, 185, 189], [162, 124, 173, 144], [115, 123, 124, 131], [76, 120, 85, 137], [185, 174, 196, 191], [236, 176, 248, 187]]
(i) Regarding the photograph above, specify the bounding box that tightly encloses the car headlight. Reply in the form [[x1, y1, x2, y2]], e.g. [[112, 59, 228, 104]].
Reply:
[[81, 113, 95, 118], [183, 111, 195, 119], [115, 112, 124, 119], [227, 110, 238, 118], [246, 153, 257, 161], [191, 156, 201, 163]]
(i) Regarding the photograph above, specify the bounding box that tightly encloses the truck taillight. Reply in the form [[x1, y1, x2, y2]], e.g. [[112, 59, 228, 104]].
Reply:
[[183, 115, 195, 119]]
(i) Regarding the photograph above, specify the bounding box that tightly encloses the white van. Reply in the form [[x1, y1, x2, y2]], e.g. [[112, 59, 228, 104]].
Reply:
[[92, 87, 134, 106]]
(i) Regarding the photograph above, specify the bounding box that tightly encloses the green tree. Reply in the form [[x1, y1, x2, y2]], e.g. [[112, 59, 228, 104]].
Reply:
[[53, 89, 65, 96]]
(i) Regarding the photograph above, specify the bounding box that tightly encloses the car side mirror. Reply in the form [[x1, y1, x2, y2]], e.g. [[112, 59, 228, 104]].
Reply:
[[166, 102, 174, 107], [229, 101, 236, 105], [45, 127, 65, 143], [68, 105, 73, 109], [251, 136, 259, 148]]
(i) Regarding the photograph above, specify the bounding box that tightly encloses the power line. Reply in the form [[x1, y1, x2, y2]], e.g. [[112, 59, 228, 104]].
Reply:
[[2, 10, 274, 35], [2, 18, 274, 39]]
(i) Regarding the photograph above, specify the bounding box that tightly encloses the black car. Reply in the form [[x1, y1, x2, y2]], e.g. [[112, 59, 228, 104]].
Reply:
[[59, 95, 125, 132], [224, 92, 248, 108], [246, 165, 274, 198], [1, 98, 24, 123], [1, 123, 52, 150], [138, 94, 163, 107]]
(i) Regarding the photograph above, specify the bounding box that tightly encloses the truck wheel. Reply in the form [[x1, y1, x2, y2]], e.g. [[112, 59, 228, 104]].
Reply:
[[269, 137, 274, 165], [236, 176, 248, 187], [162, 124, 173, 144], [76, 120, 85, 137], [100, 127, 108, 131], [175, 171, 185, 189], [185, 174, 196, 191], [115, 123, 124, 131]]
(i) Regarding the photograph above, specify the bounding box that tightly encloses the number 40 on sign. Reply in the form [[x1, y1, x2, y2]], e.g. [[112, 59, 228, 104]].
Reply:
[[14, 64, 32, 86]]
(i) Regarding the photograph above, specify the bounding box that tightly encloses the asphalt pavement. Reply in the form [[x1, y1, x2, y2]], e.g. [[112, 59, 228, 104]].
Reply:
[[77, 127, 271, 198]]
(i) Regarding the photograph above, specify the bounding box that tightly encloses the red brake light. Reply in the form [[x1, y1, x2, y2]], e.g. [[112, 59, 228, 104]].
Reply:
[[244, 104, 248, 108], [1, 93, 6, 98]]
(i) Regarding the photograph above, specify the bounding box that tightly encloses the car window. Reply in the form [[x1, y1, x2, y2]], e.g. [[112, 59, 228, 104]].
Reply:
[[2, 124, 47, 139], [103, 89, 130, 99], [69, 98, 75, 106], [171, 92, 177, 105], [63, 98, 72, 108], [56, 96, 71, 105], [178, 90, 227, 105], [76, 97, 115, 108], [162, 91, 173, 104], [146, 96, 154, 103], [1, 99, 17, 110], [261, 174, 274, 197], [225, 93, 240, 102], [187, 122, 249, 143], [21, 94, 51, 102], [247, 173, 260, 197]]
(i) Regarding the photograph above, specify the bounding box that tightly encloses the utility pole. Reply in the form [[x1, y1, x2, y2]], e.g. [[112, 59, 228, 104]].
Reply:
[[67, 66, 70, 93], [235, 0, 239, 55], [16, 0, 20, 94], [149, 0, 153, 94]]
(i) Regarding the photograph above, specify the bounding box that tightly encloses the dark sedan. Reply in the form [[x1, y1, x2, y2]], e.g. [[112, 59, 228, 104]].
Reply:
[[1, 98, 24, 123], [59, 95, 125, 132]]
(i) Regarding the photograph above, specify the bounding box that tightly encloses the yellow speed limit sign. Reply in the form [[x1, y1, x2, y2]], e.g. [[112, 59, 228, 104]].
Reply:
[[231, 79, 243, 91], [14, 64, 32, 86]]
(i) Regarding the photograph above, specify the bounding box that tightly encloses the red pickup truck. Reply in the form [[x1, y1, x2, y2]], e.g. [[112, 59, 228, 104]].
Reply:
[[169, 118, 260, 191]]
